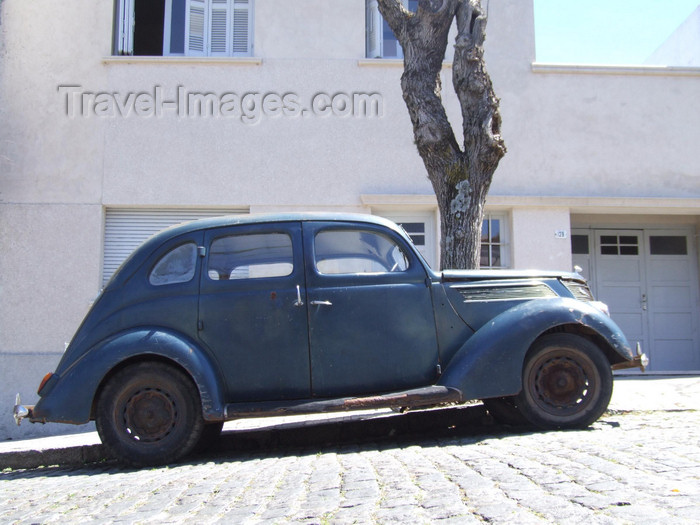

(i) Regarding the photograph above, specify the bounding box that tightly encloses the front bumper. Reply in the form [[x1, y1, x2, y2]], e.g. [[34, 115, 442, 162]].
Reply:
[[611, 343, 649, 372]]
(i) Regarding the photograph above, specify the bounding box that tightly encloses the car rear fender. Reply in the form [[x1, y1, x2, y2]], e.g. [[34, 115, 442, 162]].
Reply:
[[437, 298, 634, 400], [31, 328, 225, 425]]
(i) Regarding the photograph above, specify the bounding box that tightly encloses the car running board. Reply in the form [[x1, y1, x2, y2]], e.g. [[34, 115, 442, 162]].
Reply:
[[223, 385, 463, 420]]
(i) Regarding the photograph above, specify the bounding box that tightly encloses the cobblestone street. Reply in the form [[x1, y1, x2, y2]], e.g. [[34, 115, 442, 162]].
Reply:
[[2, 397, 699, 524]]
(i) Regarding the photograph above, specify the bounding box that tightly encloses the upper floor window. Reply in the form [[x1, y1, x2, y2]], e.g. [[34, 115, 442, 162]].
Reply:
[[115, 0, 253, 57], [365, 0, 417, 59]]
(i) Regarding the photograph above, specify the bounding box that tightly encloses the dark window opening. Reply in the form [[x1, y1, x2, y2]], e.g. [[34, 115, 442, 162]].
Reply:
[[650, 236, 688, 256], [600, 234, 639, 256], [133, 0, 165, 56], [571, 235, 589, 255]]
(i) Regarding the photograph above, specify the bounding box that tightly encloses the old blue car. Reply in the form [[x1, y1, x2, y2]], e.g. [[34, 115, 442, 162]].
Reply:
[[14, 213, 646, 465]]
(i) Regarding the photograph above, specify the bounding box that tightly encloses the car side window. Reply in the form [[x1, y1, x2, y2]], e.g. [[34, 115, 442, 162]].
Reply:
[[314, 229, 409, 275], [208, 232, 293, 280], [149, 242, 198, 286]]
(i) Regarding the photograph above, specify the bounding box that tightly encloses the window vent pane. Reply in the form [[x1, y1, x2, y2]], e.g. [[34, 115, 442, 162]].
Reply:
[[571, 235, 589, 255], [650, 236, 687, 255]]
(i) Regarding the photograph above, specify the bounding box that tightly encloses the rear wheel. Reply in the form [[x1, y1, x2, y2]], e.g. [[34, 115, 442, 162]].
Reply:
[[516, 334, 613, 429], [95, 362, 204, 466]]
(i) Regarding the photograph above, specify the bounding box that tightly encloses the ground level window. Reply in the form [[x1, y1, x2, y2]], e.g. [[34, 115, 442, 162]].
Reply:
[[481, 214, 507, 268]]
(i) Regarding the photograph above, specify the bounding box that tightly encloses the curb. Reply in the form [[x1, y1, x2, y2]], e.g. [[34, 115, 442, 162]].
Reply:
[[0, 443, 106, 470]]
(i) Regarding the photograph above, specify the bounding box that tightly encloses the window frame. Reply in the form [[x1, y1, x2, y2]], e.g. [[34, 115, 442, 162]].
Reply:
[[313, 228, 411, 276], [149, 241, 199, 286], [115, 0, 253, 57], [365, 0, 417, 59], [206, 231, 295, 282], [481, 213, 510, 269]]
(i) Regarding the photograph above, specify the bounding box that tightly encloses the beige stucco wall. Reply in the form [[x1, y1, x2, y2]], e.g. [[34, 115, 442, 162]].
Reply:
[[1, 0, 699, 439], [509, 207, 572, 270]]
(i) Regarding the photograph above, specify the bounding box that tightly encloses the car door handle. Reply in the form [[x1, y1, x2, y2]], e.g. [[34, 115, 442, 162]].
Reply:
[[310, 300, 333, 306], [293, 285, 304, 307]]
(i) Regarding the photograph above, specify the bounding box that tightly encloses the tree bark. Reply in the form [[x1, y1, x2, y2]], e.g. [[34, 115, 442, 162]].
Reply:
[[377, 0, 505, 269]]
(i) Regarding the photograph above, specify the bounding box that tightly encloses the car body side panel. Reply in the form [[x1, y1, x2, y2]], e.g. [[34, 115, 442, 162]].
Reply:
[[429, 282, 475, 365], [32, 329, 226, 425], [438, 298, 634, 400]]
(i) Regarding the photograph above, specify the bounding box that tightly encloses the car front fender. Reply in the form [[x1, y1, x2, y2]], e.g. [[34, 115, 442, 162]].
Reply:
[[31, 328, 226, 425], [437, 298, 634, 400]]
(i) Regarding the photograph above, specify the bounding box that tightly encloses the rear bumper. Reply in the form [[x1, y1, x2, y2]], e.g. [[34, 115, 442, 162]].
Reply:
[[12, 394, 41, 426]]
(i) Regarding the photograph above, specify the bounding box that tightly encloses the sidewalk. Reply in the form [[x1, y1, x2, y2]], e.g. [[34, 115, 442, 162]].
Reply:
[[1, 376, 698, 470]]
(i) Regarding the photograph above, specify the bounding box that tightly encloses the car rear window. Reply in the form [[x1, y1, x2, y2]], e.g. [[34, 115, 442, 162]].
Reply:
[[149, 242, 198, 286]]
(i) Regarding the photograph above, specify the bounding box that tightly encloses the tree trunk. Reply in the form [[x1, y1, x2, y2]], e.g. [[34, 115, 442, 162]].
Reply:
[[377, 0, 505, 269]]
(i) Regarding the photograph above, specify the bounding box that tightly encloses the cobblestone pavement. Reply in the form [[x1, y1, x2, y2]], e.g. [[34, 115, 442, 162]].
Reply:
[[2, 404, 699, 524]]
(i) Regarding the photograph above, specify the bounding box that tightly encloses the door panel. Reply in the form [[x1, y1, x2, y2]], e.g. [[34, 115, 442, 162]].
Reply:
[[594, 230, 648, 360], [198, 222, 311, 402], [573, 227, 700, 372], [645, 230, 700, 371], [303, 222, 440, 397]]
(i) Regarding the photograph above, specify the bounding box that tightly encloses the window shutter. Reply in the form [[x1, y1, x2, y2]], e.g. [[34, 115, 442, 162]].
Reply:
[[116, 0, 134, 55], [365, 0, 381, 58], [209, 0, 230, 56], [186, 0, 207, 56], [103, 207, 247, 286], [231, 0, 251, 56]]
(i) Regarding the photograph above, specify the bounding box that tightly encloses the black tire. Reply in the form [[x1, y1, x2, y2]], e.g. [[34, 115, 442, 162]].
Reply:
[[95, 362, 204, 466], [196, 421, 224, 452], [482, 396, 529, 426], [516, 334, 613, 430]]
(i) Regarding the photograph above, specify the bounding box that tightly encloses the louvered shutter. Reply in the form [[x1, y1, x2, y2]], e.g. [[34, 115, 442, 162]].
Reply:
[[365, 0, 381, 58], [231, 0, 251, 56], [186, 0, 207, 56], [116, 0, 134, 55], [103, 208, 247, 286], [210, 0, 230, 56]]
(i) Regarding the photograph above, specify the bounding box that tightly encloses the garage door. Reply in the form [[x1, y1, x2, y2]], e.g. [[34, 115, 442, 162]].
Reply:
[[103, 207, 247, 286], [572, 228, 700, 373]]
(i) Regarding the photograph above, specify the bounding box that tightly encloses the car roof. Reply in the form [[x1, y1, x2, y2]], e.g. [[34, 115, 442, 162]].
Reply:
[[106, 213, 410, 288], [153, 212, 402, 239]]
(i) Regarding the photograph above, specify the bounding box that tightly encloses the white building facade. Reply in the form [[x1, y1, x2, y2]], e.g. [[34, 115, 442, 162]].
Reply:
[[1, 0, 699, 439]]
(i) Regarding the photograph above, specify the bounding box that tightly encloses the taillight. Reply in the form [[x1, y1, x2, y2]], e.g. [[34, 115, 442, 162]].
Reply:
[[37, 373, 54, 395]]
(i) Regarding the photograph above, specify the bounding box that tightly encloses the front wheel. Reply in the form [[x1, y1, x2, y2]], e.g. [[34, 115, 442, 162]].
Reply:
[[516, 334, 613, 430], [95, 362, 204, 466]]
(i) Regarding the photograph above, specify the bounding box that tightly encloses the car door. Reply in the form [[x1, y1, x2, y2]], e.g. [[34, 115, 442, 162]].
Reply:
[[198, 222, 311, 402], [303, 221, 440, 398]]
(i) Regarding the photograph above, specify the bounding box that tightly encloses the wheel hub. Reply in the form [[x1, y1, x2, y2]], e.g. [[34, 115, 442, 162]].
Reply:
[[123, 388, 177, 442], [535, 356, 590, 412]]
